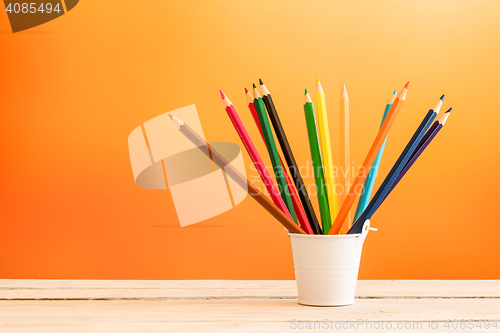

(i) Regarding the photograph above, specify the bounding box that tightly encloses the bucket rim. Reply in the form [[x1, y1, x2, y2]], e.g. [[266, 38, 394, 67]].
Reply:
[[288, 232, 361, 239]]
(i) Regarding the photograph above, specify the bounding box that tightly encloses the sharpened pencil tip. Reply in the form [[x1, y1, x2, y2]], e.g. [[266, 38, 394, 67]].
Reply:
[[404, 81, 410, 89], [316, 77, 319, 83], [446, 108, 452, 113], [305, 88, 308, 94], [219, 90, 226, 99], [253, 83, 256, 88], [440, 94, 445, 100], [341, 85, 348, 100], [244, 87, 248, 94], [168, 114, 183, 129], [393, 90, 397, 96], [259, 79, 263, 85]]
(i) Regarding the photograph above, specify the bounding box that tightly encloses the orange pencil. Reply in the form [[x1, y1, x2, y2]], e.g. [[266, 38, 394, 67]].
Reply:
[[328, 82, 409, 235]]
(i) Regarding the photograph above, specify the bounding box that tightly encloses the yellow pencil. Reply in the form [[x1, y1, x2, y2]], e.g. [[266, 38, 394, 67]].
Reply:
[[315, 78, 339, 222], [339, 84, 351, 230]]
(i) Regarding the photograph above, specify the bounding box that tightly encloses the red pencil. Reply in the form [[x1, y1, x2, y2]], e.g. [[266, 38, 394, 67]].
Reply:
[[221, 90, 294, 221], [245, 88, 314, 235], [328, 82, 409, 235]]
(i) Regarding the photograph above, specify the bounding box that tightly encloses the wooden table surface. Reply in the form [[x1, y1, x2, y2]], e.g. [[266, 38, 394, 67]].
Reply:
[[0, 280, 499, 332]]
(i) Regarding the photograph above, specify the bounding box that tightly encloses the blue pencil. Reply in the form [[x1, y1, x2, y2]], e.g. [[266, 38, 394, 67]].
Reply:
[[348, 95, 445, 234], [380, 108, 452, 205], [353, 90, 396, 222]]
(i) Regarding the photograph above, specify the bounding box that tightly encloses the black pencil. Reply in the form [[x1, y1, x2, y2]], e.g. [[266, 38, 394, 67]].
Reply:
[[259, 79, 322, 235]]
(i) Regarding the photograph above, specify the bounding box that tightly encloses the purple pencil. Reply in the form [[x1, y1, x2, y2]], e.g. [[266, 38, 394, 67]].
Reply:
[[411, 96, 446, 157], [379, 108, 452, 205]]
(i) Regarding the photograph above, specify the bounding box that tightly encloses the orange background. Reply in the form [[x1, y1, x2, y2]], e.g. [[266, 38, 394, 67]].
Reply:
[[1, 0, 499, 279]]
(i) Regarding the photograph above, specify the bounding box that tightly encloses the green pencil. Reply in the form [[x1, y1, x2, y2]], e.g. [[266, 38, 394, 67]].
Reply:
[[253, 84, 297, 224], [304, 89, 331, 234]]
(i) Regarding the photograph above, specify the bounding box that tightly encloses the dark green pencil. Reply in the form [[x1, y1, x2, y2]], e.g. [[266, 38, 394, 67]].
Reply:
[[253, 84, 297, 224]]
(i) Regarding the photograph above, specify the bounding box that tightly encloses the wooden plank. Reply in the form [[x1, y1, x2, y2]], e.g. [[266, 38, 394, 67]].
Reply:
[[355, 280, 500, 297], [1, 280, 499, 300], [0, 280, 296, 289], [0, 280, 298, 289], [0, 299, 498, 326], [0, 321, 492, 333], [1, 281, 499, 332], [0, 288, 298, 300]]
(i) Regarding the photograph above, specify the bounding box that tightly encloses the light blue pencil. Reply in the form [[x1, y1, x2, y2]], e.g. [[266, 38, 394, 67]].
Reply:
[[353, 90, 396, 221]]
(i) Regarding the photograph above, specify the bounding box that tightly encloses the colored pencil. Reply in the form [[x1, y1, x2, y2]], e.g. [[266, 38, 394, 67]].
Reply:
[[245, 88, 314, 234], [221, 90, 294, 221], [353, 90, 396, 222], [348, 94, 444, 234], [328, 81, 409, 235], [411, 106, 448, 159], [252, 84, 298, 224], [259, 79, 322, 235], [339, 84, 352, 230], [315, 78, 339, 229], [304, 89, 331, 234], [379, 108, 452, 205], [169, 114, 306, 234]]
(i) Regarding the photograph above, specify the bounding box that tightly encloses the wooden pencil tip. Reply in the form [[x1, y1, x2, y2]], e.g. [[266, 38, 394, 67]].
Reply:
[[259, 79, 263, 85], [393, 90, 397, 96], [404, 81, 410, 89], [244, 87, 248, 94], [253, 83, 257, 88], [304, 91, 312, 103], [440, 94, 445, 101], [315, 79, 323, 94], [305, 88, 308, 95], [341, 85, 348, 99], [388, 90, 397, 104], [439, 109, 452, 125], [219, 90, 226, 100], [169, 114, 183, 129]]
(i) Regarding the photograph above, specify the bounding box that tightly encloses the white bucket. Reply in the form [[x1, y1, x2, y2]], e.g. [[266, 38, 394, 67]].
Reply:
[[289, 220, 373, 306]]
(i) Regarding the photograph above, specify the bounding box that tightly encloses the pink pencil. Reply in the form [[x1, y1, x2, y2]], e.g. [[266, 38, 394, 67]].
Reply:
[[220, 90, 294, 221], [245, 88, 314, 234]]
